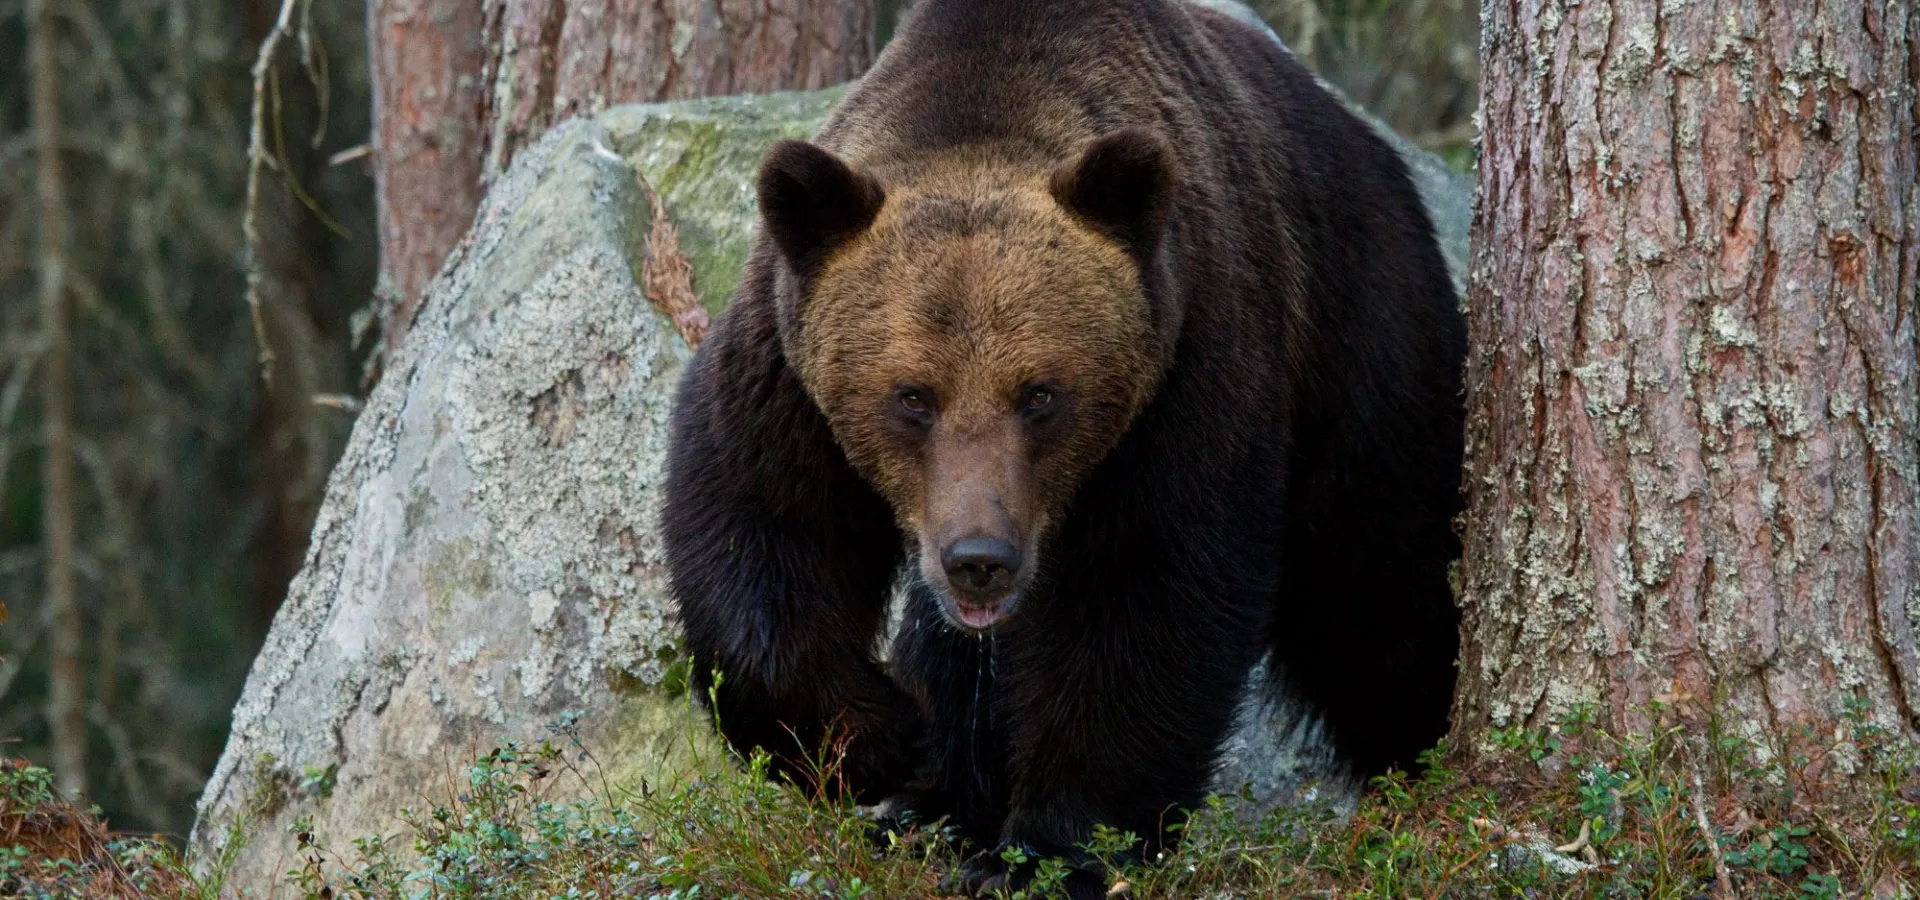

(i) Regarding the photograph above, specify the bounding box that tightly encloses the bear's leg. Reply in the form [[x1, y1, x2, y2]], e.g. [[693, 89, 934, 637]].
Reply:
[[663, 319, 922, 802], [1268, 401, 1463, 777], [882, 582, 1012, 847], [974, 570, 1270, 897], [1266, 548, 1458, 778]]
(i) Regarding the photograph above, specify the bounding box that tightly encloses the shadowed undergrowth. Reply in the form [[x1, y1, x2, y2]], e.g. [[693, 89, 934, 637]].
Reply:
[[6, 701, 1917, 899]]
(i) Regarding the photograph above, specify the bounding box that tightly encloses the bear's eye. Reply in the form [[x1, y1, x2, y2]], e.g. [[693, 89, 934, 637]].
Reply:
[[1021, 387, 1054, 414], [896, 388, 933, 417]]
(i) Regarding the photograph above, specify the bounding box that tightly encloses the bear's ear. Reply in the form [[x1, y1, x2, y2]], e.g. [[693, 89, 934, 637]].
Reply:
[[757, 139, 886, 276], [1049, 127, 1177, 261]]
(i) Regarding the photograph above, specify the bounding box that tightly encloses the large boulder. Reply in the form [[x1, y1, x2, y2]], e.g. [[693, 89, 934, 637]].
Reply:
[[192, 20, 1470, 893]]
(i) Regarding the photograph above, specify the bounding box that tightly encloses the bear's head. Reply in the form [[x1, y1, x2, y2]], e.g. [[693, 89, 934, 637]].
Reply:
[[757, 129, 1179, 632]]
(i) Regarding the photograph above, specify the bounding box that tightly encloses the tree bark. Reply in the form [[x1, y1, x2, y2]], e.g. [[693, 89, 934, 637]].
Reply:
[[30, 0, 85, 799], [368, 0, 490, 358], [371, 0, 875, 357], [1454, 0, 1920, 760]]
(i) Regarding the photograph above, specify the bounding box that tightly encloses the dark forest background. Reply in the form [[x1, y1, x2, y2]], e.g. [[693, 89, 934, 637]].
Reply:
[[0, 0, 1477, 838]]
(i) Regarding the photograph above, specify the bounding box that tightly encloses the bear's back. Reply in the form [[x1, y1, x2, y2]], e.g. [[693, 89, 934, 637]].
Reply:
[[824, 0, 1288, 168], [819, 0, 1456, 411]]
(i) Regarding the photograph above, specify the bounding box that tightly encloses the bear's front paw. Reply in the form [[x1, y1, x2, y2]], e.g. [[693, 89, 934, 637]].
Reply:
[[952, 845, 1013, 896], [953, 841, 1108, 900], [858, 793, 926, 847]]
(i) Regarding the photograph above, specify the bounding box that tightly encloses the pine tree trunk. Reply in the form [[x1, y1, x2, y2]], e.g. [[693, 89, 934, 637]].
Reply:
[[371, 0, 874, 355], [1453, 0, 1920, 760], [368, 0, 490, 357]]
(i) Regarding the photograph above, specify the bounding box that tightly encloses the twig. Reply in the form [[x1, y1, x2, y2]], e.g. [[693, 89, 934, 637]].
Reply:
[[241, 0, 303, 381], [128, 198, 218, 390], [1688, 751, 1735, 899], [269, 64, 350, 239], [327, 143, 371, 166], [0, 546, 41, 579], [1552, 817, 1591, 854], [1466, 815, 1593, 877], [69, 268, 167, 370], [0, 603, 41, 703], [0, 343, 44, 516], [311, 392, 364, 413], [1411, 121, 1478, 152], [89, 703, 171, 829], [134, 749, 207, 796], [296, 0, 328, 149], [1359, 0, 1438, 109], [51, 0, 143, 127]]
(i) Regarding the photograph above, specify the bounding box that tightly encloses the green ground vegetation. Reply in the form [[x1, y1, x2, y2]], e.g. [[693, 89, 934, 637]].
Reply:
[[7, 699, 1916, 899]]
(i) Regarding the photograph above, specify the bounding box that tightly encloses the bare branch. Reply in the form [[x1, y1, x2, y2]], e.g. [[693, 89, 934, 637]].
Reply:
[[128, 199, 218, 390], [1688, 752, 1735, 899], [89, 703, 172, 829], [241, 0, 303, 381], [327, 143, 371, 167], [0, 343, 43, 517], [0, 595, 41, 704], [311, 392, 364, 413]]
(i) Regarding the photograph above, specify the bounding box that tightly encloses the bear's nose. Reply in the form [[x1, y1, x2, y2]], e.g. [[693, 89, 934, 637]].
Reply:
[[941, 536, 1020, 598]]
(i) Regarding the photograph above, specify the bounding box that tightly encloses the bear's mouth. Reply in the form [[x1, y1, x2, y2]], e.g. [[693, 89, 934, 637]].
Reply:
[[918, 540, 1029, 633], [942, 591, 1019, 632]]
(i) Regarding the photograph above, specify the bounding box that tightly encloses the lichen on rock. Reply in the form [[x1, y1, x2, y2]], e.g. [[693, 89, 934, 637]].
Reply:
[[190, 119, 719, 892]]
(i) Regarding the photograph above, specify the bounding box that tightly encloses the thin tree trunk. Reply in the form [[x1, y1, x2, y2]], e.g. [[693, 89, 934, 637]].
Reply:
[[30, 0, 86, 799], [1454, 0, 1920, 761], [371, 0, 875, 357], [368, 0, 489, 357]]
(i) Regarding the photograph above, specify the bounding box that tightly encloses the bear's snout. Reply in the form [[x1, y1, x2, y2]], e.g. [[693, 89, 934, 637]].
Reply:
[[942, 536, 1021, 598], [917, 418, 1040, 631], [926, 529, 1026, 631]]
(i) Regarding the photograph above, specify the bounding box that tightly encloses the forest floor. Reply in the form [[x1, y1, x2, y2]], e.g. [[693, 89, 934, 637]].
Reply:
[[6, 705, 1918, 899]]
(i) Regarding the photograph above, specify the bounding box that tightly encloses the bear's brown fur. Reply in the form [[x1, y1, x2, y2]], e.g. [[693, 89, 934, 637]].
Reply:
[[777, 136, 1169, 606], [664, 1, 1466, 895]]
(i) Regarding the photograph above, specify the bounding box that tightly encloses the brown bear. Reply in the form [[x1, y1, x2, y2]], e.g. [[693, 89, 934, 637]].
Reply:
[[662, 0, 1466, 894]]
